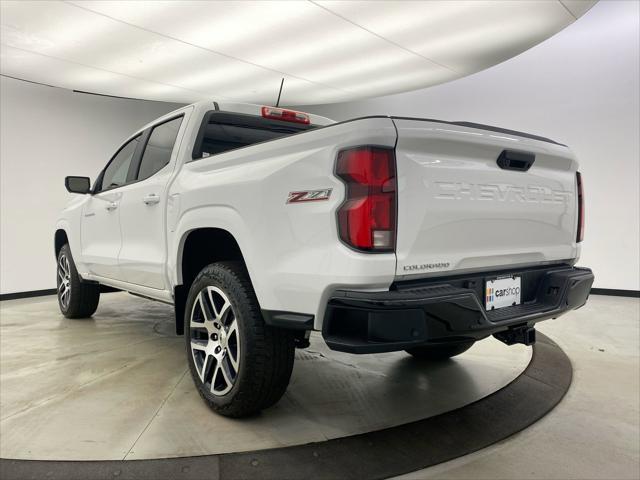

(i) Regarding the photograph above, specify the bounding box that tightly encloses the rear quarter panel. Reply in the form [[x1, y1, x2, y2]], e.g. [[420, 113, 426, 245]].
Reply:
[[170, 117, 398, 327]]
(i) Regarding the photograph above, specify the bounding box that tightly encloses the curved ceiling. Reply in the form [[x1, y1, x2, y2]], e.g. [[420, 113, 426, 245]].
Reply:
[[0, 1, 595, 106]]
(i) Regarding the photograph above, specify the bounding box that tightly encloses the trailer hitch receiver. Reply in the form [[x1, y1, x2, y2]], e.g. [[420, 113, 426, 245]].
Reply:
[[494, 326, 536, 346]]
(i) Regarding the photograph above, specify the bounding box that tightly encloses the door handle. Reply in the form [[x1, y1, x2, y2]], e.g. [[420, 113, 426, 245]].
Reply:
[[143, 193, 160, 205], [497, 150, 535, 171], [105, 202, 118, 211]]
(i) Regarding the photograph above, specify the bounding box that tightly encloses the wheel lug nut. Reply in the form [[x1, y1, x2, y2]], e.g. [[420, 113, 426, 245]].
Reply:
[[214, 322, 220, 330], [211, 333, 218, 341], [215, 346, 221, 353]]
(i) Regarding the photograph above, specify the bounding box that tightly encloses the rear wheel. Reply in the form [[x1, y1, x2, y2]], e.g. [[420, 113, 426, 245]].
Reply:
[[406, 340, 475, 361], [185, 262, 295, 418], [56, 244, 100, 318]]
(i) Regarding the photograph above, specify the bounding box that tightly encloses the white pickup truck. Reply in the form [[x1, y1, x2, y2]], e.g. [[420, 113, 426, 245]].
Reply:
[[56, 100, 594, 417]]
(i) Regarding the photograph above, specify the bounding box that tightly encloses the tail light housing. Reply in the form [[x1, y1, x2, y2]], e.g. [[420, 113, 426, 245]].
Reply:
[[576, 171, 584, 242], [336, 147, 397, 252]]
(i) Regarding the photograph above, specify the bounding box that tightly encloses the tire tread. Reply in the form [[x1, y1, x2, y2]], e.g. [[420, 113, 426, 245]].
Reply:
[[58, 244, 100, 318], [186, 261, 295, 417]]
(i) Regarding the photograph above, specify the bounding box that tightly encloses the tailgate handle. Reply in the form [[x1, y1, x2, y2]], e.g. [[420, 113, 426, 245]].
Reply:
[[497, 150, 535, 172]]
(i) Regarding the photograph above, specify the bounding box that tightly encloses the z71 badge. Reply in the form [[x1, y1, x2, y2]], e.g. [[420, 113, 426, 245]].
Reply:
[[287, 189, 332, 203]]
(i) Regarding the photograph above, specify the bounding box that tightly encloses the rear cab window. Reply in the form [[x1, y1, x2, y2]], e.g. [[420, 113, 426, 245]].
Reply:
[[192, 112, 318, 161], [137, 116, 184, 181]]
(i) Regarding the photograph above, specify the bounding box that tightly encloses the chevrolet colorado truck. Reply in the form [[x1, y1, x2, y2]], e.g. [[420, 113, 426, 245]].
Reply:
[[55, 100, 594, 417]]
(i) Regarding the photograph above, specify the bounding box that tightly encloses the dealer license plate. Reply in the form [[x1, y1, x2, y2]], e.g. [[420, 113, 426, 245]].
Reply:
[[485, 276, 521, 311]]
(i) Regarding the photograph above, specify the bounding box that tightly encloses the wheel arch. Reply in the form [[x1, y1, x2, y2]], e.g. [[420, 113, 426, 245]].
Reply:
[[174, 227, 250, 335], [54, 229, 69, 258]]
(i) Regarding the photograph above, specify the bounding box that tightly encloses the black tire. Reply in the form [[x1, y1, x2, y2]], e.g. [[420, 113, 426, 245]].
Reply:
[[406, 340, 475, 361], [56, 244, 100, 318], [185, 261, 295, 418]]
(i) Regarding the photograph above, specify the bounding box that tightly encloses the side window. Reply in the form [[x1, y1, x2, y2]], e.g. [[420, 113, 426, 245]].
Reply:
[[137, 116, 183, 181], [99, 135, 141, 192]]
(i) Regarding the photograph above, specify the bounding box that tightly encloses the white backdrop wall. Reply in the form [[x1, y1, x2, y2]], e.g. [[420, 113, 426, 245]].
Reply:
[[0, 76, 181, 295], [1, 1, 637, 295], [300, 1, 640, 291]]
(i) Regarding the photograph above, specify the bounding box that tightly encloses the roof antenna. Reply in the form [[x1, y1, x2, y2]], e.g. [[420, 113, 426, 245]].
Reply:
[[275, 78, 284, 107]]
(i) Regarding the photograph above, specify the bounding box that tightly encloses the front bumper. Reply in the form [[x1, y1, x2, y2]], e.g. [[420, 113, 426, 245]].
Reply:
[[322, 264, 594, 354]]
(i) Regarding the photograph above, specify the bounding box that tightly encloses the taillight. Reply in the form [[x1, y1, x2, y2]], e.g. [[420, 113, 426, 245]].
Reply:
[[576, 171, 584, 242], [261, 106, 310, 124], [336, 147, 397, 252]]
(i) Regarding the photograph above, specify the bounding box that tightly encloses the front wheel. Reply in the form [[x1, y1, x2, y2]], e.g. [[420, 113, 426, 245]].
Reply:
[[56, 244, 100, 318], [406, 340, 475, 361], [185, 262, 295, 418]]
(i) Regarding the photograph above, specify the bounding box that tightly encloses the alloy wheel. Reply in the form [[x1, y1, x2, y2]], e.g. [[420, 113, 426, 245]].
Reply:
[[57, 254, 71, 309], [189, 286, 240, 396]]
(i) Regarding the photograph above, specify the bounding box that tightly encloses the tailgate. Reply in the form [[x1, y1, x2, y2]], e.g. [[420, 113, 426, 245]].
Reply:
[[392, 118, 580, 279]]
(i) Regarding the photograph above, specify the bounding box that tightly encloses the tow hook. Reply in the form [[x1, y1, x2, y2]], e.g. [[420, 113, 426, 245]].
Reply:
[[494, 326, 536, 346]]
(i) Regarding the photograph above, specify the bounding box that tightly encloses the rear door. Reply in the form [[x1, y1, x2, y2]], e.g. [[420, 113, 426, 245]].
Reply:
[[392, 118, 579, 279], [81, 134, 142, 280], [117, 113, 187, 289]]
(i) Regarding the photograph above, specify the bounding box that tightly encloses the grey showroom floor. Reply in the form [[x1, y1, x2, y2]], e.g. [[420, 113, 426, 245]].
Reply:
[[0, 292, 530, 461], [395, 294, 640, 480], [0, 293, 638, 480]]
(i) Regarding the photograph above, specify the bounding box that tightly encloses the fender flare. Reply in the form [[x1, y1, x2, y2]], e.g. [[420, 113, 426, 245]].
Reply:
[[170, 205, 259, 295], [54, 220, 73, 257]]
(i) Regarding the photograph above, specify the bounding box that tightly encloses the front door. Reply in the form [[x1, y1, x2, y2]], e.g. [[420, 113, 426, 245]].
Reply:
[[81, 191, 122, 279], [81, 134, 142, 280]]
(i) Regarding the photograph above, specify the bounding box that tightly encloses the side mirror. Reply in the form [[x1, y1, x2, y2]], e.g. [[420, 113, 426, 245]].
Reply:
[[65, 176, 91, 194]]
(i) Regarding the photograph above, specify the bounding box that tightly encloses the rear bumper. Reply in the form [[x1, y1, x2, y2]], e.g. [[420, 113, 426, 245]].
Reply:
[[322, 265, 594, 354]]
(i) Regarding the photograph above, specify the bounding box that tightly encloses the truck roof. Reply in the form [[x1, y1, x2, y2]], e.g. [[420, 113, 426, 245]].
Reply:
[[141, 101, 563, 148], [151, 99, 336, 129]]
